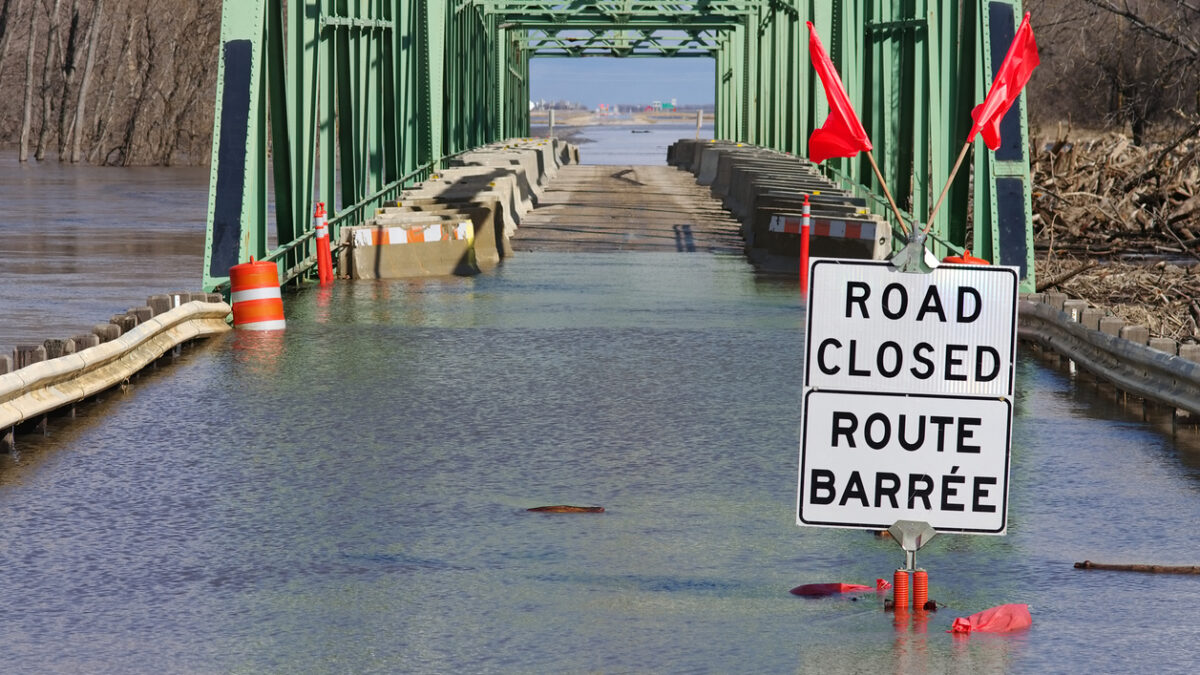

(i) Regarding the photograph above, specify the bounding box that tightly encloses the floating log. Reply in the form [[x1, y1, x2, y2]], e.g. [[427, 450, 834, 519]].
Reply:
[[1074, 560, 1200, 574], [526, 505, 605, 513]]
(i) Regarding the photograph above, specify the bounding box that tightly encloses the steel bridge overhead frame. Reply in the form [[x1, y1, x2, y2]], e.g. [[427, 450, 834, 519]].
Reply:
[[204, 0, 1036, 292]]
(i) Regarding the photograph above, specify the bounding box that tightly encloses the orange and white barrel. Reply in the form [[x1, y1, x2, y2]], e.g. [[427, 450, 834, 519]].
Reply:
[[229, 258, 286, 330]]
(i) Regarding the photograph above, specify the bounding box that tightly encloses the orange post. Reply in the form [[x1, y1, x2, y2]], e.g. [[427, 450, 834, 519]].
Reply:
[[913, 569, 928, 610], [892, 569, 910, 610], [799, 194, 811, 296], [314, 202, 334, 284]]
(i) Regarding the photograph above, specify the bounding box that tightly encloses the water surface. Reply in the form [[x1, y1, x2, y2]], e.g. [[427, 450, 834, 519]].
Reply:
[[2, 141, 1200, 673]]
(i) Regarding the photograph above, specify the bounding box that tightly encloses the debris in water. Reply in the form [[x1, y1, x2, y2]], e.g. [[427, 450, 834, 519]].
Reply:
[[526, 505, 605, 513]]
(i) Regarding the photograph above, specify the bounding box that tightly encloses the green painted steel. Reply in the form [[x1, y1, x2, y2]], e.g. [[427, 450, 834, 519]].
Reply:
[[203, 0, 524, 292], [205, 0, 1036, 292]]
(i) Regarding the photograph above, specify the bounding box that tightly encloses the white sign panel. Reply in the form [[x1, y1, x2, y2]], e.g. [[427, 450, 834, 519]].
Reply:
[[804, 259, 1018, 397], [797, 259, 1019, 534]]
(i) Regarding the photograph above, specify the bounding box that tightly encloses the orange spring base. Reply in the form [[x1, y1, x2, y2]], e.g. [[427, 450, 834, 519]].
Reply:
[[913, 569, 928, 610], [893, 569, 910, 609]]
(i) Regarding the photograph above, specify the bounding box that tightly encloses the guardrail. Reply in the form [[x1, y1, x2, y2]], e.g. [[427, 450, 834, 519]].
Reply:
[[1018, 295, 1200, 417], [1, 301, 232, 432]]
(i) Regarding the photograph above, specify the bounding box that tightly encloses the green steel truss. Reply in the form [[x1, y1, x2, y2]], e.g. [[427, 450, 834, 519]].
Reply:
[[205, 0, 1036, 292]]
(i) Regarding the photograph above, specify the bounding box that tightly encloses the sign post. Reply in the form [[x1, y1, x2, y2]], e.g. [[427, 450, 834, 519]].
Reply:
[[797, 259, 1019, 535]]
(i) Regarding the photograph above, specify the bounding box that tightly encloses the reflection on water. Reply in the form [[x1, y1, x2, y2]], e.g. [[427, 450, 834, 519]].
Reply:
[[0, 155, 208, 353], [573, 122, 713, 165], [1, 143, 1200, 672]]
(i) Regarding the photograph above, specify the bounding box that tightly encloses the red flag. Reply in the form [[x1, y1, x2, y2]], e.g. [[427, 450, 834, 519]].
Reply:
[[948, 604, 1032, 634], [969, 13, 1040, 150], [789, 582, 873, 597], [807, 22, 872, 164]]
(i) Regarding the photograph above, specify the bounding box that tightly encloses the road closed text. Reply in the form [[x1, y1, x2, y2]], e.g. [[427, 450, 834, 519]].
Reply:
[[804, 264, 1018, 397], [798, 391, 1011, 533]]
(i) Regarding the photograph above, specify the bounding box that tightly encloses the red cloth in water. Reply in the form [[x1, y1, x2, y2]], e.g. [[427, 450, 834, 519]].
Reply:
[[789, 582, 873, 597], [875, 578, 892, 590], [949, 604, 1032, 633]]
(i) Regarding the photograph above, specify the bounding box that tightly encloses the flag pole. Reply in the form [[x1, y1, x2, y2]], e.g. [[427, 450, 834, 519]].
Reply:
[[923, 139, 973, 235], [865, 150, 909, 235]]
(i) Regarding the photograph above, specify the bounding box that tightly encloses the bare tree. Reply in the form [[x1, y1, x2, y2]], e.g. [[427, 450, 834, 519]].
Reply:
[[18, 0, 36, 161], [69, 0, 101, 162], [1029, 0, 1200, 142], [35, 0, 64, 160], [0, 0, 22, 86], [56, 0, 83, 158]]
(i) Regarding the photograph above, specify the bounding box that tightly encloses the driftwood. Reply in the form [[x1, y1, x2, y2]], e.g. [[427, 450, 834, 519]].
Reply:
[[1036, 257, 1200, 341], [1033, 124, 1200, 255], [1033, 122, 1200, 341], [526, 505, 605, 513], [1075, 560, 1200, 574], [1035, 260, 1098, 291]]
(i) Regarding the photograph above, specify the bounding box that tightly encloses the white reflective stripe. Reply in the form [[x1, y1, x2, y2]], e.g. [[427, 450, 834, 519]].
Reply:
[[237, 319, 287, 331], [456, 221, 472, 240], [828, 221, 846, 238], [424, 224, 443, 241], [231, 286, 282, 304], [353, 229, 375, 246], [315, 223, 328, 238]]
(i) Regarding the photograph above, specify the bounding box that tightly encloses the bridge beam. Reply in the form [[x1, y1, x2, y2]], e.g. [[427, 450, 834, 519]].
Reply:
[[204, 0, 1037, 293]]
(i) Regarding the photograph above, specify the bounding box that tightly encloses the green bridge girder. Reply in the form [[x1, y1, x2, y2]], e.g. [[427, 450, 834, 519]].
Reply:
[[204, 1, 1036, 293]]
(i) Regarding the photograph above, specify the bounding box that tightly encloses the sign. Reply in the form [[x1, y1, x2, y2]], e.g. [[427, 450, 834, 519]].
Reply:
[[797, 259, 1018, 534]]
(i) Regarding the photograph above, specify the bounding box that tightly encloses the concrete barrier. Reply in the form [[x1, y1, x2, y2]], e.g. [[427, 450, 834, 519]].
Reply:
[[668, 139, 892, 267], [405, 166, 532, 216], [377, 199, 512, 259], [456, 145, 552, 187], [345, 218, 477, 279], [1, 300, 232, 432], [340, 136, 577, 280], [343, 135, 576, 277]]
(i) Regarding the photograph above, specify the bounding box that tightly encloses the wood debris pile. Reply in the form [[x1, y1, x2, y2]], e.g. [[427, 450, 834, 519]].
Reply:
[[1035, 256, 1200, 342], [1032, 123, 1200, 255]]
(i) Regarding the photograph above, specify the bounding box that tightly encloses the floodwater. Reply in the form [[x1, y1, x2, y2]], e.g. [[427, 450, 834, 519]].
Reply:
[[555, 121, 714, 165], [0, 157, 209, 354], [2, 134, 1200, 672]]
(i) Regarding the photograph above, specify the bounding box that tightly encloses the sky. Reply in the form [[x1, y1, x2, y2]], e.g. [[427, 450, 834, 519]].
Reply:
[[529, 57, 715, 108]]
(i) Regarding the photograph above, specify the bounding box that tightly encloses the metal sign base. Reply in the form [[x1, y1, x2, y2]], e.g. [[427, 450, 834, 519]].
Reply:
[[888, 520, 937, 571]]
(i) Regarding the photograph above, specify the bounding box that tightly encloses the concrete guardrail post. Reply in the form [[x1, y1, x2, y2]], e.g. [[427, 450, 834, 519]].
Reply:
[[110, 314, 137, 333], [147, 294, 173, 316], [1043, 292, 1068, 311], [43, 338, 76, 360], [93, 323, 121, 342], [1120, 325, 1150, 345], [14, 345, 47, 369], [1062, 299, 1089, 322], [1081, 308, 1105, 331], [1149, 337, 1178, 355], [129, 306, 154, 324], [1180, 344, 1200, 364], [1099, 317, 1124, 337], [73, 334, 101, 350]]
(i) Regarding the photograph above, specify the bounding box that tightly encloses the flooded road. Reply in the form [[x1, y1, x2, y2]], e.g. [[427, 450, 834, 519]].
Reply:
[[2, 132, 1200, 672]]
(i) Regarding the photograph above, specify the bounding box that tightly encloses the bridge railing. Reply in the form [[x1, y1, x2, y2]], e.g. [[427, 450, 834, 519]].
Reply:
[[204, 1, 1035, 293], [202, 1, 526, 293]]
